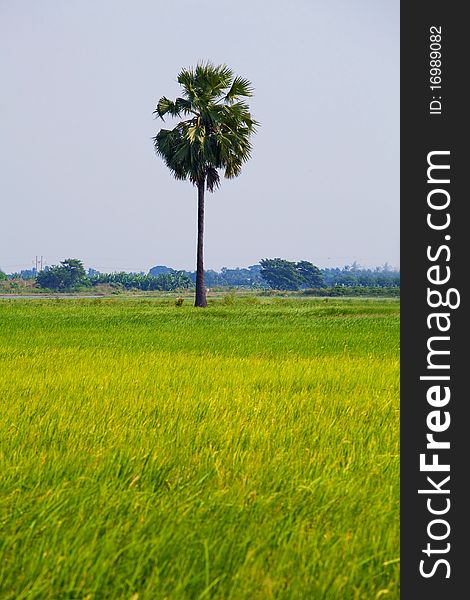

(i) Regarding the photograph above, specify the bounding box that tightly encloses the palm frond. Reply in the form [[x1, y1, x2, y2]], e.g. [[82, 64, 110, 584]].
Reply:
[[225, 76, 253, 102], [177, 68, 197, 101], [154, 97, 179, 120], [205, 166, 220, 192], [174, 97, 195, 116], [195, 63, 233, 96]]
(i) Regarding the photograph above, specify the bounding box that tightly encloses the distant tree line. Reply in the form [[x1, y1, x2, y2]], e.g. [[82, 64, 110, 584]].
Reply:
[[2, 258, 399, 292], [150, 264, 266, 289], [4, 268, 38, 279], [180, 260, 398, 290], [149, 261, 399, 291], [33, 259, 192, 291], [321, 262, 399, 288], [89, 271, 192, 291]]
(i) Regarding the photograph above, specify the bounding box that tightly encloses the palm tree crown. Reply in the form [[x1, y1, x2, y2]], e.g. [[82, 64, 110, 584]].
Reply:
[[153, 63, 258, 191]]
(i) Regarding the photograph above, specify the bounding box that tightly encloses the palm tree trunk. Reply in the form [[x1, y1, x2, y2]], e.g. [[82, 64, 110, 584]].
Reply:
[[195, 180, 207, 307]]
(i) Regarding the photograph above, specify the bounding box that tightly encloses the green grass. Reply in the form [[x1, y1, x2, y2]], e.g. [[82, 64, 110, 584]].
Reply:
[[0, 297, 399, 599]]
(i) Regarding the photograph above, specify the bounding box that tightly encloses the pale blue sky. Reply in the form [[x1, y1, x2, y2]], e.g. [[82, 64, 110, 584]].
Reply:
[[1, 0, 399, 273]]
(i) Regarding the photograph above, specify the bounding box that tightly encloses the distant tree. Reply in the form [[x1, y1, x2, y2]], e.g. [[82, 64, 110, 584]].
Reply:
[[153, 62, 258, 307], [36, 259, 89, 290], [148, 265, 176, 277], [0, 270, 7, 281], [12, 269, 37, 279], [260, 259, 303, 290], [260, 259, 325, 290], [296, 261, 325, 288]]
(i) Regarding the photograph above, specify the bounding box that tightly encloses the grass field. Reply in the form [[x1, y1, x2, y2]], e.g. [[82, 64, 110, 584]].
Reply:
[[0, 297, 400, 599]]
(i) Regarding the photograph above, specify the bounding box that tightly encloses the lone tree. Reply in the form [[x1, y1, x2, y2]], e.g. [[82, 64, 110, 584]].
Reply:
[[260, 259, 303, 291], [260, 258, 325, 290], [153, 63, 258, 307], [36, 259, 89, 290]]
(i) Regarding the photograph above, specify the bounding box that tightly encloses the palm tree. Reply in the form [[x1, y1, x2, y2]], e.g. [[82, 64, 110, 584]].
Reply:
[[153, 63, 258, 307]]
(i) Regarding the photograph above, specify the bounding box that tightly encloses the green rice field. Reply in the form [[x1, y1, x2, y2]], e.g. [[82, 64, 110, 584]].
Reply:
[[0, 297, 400, 599]]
